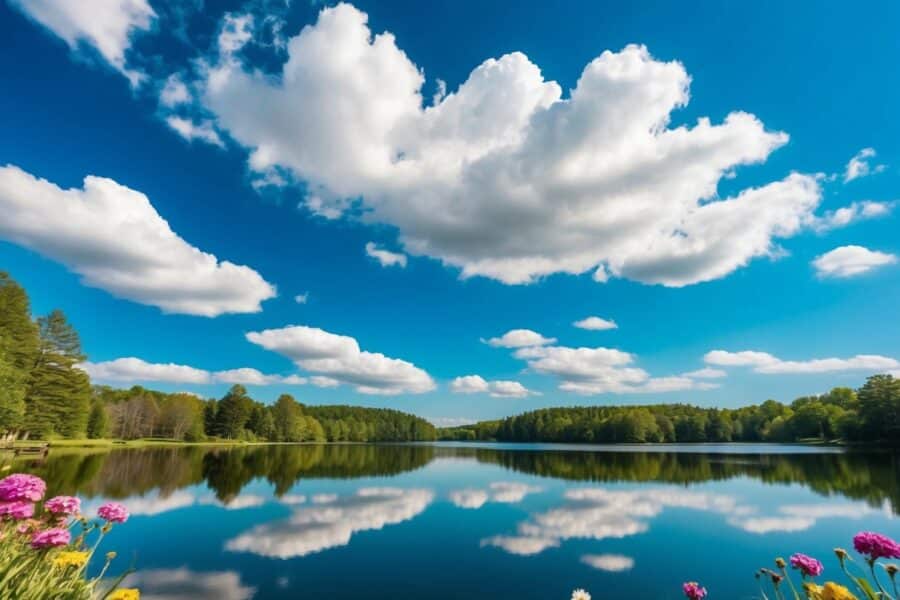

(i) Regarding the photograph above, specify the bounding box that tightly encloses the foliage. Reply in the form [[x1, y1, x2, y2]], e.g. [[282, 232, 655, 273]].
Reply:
[[438, 377, 900, 445], [0, 473, 134, 600]]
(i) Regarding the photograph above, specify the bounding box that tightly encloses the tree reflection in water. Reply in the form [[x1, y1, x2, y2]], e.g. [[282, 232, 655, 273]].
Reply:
[[13, 444, 900, 515]]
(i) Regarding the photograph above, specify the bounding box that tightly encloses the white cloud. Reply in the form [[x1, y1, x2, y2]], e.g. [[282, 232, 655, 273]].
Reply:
[[573, 316, 618, 331], [246, 325, 435, 394], [159, 74, 191, 107], [294, 292, 309, 304], [681, 367, 727, 379], [512, 345, 716, 395], [844, 148, 885, 182], [80, 358, 211, 384], [704, 349, 900, 374], [10, 0, 155, 85], [581, 554, 635, 572], [450, 375, 536, 398], [79, 357, 307, 386], [188, 4, 822, 288], [0, 165, 275, 316], [812, 245, 897, 278], [125, 568, 255, 600], [812, 200, 893, 232], [484, 329, 556, 348], [226, 487, 433, 558], [165, 116, 224, 147], [365, 242, 407, 268]]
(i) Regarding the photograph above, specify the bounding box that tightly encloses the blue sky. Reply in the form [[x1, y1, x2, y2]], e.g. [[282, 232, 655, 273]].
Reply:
[[1, 0, 899, 425]]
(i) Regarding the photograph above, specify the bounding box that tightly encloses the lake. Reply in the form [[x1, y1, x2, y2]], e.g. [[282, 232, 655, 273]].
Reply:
[[12, 443, 900, 599]]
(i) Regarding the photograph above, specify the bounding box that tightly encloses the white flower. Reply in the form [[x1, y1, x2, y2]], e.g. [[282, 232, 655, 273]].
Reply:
[[571, 590, 591, 600]]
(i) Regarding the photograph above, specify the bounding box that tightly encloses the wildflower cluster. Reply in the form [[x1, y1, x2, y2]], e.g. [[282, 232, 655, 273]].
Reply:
[[671, 530, 900, 600], [0, 473, 138, 600]]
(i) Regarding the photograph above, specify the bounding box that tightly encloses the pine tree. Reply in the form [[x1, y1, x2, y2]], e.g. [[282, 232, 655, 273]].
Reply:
[[215, 385, 253, 439], [25, 310, 91, 438], [86, 400, 108, 439], [0, 341, 26, 432], [0, 272, 39, 433]]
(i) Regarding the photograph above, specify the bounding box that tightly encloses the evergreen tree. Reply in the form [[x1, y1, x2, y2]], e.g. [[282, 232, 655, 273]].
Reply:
[[215, 385, 253, 439], [0, 273, 39, 433], [0, 341, 26, 432], [25, 310, 91, 437], [86, 400, 108, 439]]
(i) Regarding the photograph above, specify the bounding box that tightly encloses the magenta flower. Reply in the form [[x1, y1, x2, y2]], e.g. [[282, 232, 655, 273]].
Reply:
[[0, 474, 46, 502], [683, 582, 707, 600], [0, 501, 35, 520], [97, 502, 128, 523], [853, 531, 900, 561], [790, 553, 824, 577], [30, 527, 70, 549], [44, 495, 81, 516]]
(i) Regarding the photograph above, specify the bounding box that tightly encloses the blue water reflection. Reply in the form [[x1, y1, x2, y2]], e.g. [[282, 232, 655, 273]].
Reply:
[[15, 444, 900, 599]]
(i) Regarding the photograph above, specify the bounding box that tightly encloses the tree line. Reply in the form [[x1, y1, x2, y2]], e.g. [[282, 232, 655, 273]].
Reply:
[[438, 376, 900, 445], [0, 271, 435, 442]]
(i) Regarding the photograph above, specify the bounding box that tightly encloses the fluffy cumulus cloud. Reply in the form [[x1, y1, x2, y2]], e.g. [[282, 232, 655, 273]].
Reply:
[[79, 357, 307, 386], [246, 325, 435, 395], [844, 148, 885, 183], [365, 242, 407, 267], [812, 200, 893, 232], [226, 487, 433, 558], [704, 350, 900, 374], [450, 375, 536, 398], [484, 329, 556, 348], [0, 165, 276, 316], [573, 316, 618, 331], [9, 0, 155, 85], [179, 3, 827, 288], [812, 245, 897, 278], [511, 345, 716, 395]]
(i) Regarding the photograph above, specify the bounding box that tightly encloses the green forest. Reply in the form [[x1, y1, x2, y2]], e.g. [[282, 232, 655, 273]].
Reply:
[[3, 269, 900, 446], [0, 271, 435, 443], [438, 377, 900, 444]]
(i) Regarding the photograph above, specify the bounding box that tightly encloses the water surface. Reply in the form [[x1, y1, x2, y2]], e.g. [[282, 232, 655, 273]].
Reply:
[[13, 444, 900, 599]]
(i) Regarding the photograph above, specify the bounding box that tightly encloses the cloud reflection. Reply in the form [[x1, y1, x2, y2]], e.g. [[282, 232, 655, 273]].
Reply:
[[449, 482, 541, 509], [126, 568, 255, 600], [482, 487, 742, 556], [581, 554, 635, 572], [226, 487, 434, 558]]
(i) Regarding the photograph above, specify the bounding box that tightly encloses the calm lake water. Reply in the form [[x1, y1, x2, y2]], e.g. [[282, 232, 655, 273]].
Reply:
[[12, 443, 900, 599]]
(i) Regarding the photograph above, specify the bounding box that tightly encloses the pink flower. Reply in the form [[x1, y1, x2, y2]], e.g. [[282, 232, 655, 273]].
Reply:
[[0, 501, 35, 520], [97, 502, 128, 523], [853, 532, 900, 561], [790, 553, 824, 577], [30, 527, 70, 549], [0, 474, 46, 502], [683, 582, 707, 600], [44, 495, 81, 516]]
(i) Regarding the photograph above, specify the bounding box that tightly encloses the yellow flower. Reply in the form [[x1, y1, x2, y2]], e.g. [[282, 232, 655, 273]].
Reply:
[[53, 551, 88, 569], [803, 582, 823, 600], [107, 589, 140, 600], [821, 582, 857, 600]]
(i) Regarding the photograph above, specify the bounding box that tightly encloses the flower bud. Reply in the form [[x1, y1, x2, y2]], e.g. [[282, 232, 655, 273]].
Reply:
[[775, 557, 786, 569]]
